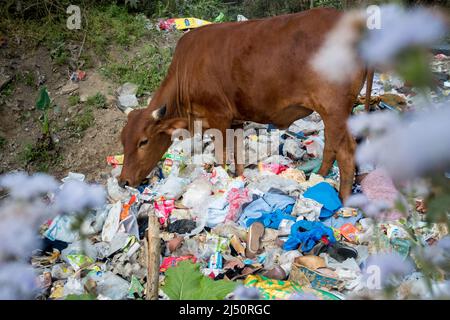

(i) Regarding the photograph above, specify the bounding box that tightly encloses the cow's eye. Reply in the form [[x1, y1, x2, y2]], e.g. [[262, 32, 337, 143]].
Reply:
[[138, 139, 148, 148]]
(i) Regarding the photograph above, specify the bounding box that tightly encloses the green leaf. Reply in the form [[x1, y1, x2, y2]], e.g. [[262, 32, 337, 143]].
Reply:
[[162, 260, 238, 300], [395, 47, 432, 89], [64, 293, 96, 300], [36, 87, 51, 111], [426, 174, 450, 224]]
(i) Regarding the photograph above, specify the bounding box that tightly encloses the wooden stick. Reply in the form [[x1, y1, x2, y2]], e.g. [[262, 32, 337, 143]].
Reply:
[[146, 212, 160, 300]]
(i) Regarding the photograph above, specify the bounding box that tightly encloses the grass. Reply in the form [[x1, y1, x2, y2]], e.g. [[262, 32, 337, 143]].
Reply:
[[102, 44, 173, 95], [0, 136, 6, 150], [0, 4, 150, 63], [17, 71, 36, 87], [85, 5, 149, 56], [68, 106, 95, 137], [19, 141, 62, 172], [0, 81, 14, 98], [68, 95, 81, 106], [86, 92, 107, 109]]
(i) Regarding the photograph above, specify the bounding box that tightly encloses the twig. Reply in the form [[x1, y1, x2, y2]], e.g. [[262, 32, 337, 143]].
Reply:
[[146, 211, 160, 300]]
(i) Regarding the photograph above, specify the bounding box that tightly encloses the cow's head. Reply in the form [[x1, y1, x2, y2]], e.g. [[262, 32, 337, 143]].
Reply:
[[118, 105, 187, 188]]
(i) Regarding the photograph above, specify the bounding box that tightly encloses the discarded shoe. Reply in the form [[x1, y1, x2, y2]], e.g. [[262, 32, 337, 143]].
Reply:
[[246, 222, 265, 259], [289, 255, 344, 291], [308, 241, 358, 263]]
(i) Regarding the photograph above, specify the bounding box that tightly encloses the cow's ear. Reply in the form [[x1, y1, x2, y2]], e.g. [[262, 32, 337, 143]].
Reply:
[[151, 105, 167, 120], [158, 118, 188, 135]]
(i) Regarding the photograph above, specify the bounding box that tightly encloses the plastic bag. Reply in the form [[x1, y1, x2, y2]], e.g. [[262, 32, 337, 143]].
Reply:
[[156, 176, 188, 200], [303, 136, 324, 158], [44, 215, 80, 243], [182, 178, 212, 208], [107, 177, 130, 202], [87, 271, 130, 300], [283, 137, 305, 160], [101, 201, 122, 242]]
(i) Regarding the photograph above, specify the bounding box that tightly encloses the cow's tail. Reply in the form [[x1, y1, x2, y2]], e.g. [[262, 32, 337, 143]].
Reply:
[[364, 68, 374, 112]]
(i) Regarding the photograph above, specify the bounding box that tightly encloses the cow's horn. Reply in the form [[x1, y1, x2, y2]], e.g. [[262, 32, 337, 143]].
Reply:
[[152, 105, 167, 120]]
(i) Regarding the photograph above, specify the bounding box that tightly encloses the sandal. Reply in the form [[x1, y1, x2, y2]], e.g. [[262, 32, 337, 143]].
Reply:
[[308, 241, 358, 263], [290, 255, 344, 291], [245, 222, 265, 259]]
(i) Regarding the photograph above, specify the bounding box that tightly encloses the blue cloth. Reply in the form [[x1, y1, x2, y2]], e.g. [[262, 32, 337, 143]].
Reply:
[[283, 220, 336, 252], [303, 182, 342, 219], [245, 208, 296, 229], [239, 190, 296, 227]]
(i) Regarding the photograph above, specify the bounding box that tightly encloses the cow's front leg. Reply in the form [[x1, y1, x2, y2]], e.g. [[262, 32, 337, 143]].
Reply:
[[207, 117, 233, 172], [318, 120, 337, 177], [231, 122, 245, 176]]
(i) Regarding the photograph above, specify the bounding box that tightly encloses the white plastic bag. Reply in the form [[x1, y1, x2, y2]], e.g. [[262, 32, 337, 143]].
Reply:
[[181, 178, 212, 208]]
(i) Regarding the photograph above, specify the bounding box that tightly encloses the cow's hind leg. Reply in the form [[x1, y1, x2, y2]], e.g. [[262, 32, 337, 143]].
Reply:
[[336, 128, 356, 201], [318, 137, 336, 177], [320, 113, 356, 201]]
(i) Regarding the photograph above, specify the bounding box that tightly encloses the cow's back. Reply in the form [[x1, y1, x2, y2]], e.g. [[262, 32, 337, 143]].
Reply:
[[168, 8, 356, 123]]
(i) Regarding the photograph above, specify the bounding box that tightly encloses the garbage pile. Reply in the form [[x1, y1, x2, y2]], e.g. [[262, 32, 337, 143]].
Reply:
[[31, 56, 450, 300]]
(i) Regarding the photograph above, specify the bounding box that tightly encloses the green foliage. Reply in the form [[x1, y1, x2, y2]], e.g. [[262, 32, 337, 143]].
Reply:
[[0, 81, 14, 98], [64, 293, 96, 300], [86, 5, 148, 55], [36, 87, 51, 111], [35, 87, 53, 137], [17, 71, 36, 87], [0, 136, 6, 150], [102, 44, 173, 95], [395, 47, 433, 90], [86, 92, 107, 109], [162, 261, 238, 300], [154, 0, 227, 20], [19, 142, 62, 172], [68, 95, 81, 106], [69, 106, 95, 136], [426, 174, 450, 225]]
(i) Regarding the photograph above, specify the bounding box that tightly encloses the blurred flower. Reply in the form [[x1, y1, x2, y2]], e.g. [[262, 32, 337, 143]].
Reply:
[[364, 253, 415, 288], [360, 4, 448, 66], [0, 172, 107, 299], [311, 10, 365, 83], [0, 219, 38, 261], [345, 193, 391, 220], [419, 236, 450, 267], [0, 262, 38, 300], [0, 172, 58, 200], [289, 292, 319, 300], [52, 180, 106, 214], [345, 193, 369, 208], [232, 285, 260, 300], [349, 105, 450, 181]]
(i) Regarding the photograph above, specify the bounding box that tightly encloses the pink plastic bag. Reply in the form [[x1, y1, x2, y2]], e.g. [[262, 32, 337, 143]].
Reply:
[[154, 198, 175, 225], [160, 256, 197, 272], [225, 188, 251, 222]]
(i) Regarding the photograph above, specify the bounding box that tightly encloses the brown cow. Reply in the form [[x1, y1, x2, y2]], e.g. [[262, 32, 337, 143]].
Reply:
[[118, 8, 372, 200]]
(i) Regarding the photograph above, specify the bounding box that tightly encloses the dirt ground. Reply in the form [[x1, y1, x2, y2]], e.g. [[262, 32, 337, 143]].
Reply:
[[0, 29, 179, 184]]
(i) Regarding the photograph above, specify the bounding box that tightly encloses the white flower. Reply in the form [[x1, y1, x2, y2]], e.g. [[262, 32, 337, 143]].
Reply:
[[53, 180, 106, 214], [360, 4, 448, 65], [0, 172, 58, 200], [349, 104, 450, 180], [364, 253, 415, 287], [0, 262, 38, 299]]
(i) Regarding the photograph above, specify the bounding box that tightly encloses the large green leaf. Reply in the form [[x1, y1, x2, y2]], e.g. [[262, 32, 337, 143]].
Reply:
[[36, 87, 51, 111], [162, 260, 238, 300]]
